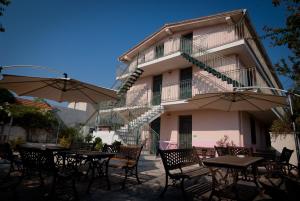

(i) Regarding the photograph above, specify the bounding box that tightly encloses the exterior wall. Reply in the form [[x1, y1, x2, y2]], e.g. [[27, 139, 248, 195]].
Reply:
[[159, 110, 268, 149], [126, 76, 152, 106], [0, 125, 55, 143], [270, 133, 298, 166], [193, 23, 237, 49], [160, 110, 241, 148], [161, 69, 180, 102], [240, 112, 268, 150]]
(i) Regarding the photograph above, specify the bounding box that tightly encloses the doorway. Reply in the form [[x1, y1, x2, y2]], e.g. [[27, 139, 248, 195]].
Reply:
[[179, 115, 192, 148], [152, 74, 162, 105], [150, 117, 160, 155], [180, 33, 193, 54]]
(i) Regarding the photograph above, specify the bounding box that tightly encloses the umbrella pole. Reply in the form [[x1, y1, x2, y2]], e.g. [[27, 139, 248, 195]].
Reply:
[[56, 119, 61, 144]]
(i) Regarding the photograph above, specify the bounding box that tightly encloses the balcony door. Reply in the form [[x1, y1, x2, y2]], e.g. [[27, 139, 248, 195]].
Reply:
[[180, 33, 193, 54], [180, 67, 192, 99], [179, 115, 192, 149], [152, 74, 162, 105]]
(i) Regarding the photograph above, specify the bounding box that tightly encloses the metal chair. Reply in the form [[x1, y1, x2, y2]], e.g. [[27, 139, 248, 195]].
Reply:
[[214, 146, 230, 156]]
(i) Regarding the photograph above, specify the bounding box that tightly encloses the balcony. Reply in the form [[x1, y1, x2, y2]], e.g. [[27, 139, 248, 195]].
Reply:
[[116, 21, 251, 79], [122, 67, 269, 107]]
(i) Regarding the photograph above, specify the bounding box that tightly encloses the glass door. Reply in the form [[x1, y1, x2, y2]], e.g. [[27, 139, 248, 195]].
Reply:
[[150, 117, 160, 155], [152, 74, 162, 105], [180, 33, 193, 54]]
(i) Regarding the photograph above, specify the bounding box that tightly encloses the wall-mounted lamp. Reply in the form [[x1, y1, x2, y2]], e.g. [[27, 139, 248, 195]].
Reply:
[[225, 16, 233, 25], [165, 28, 173, 35]]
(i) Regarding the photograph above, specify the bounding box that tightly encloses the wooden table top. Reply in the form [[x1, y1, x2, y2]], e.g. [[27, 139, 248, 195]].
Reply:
[[203, 155, 263, 169]]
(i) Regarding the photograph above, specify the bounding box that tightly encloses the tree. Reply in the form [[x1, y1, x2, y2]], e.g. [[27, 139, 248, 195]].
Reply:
[[0, 88, 15, 104], [264, 0, 300, 91], [0, 0, 11, 32], [265, 0, 300, 132]]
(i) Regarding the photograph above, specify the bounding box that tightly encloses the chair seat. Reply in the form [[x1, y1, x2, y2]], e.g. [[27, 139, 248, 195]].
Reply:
[[171, 167, 210, 180], [109, 158, 136, 168]]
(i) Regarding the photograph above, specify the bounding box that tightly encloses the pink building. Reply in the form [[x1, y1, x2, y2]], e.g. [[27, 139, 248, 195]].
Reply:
[[97, 9, 284, 153]]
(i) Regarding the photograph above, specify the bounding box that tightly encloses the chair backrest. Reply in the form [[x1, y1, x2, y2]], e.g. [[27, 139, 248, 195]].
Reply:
[[0, 143, 13, 161], [70, 142, 92, 151], [119, 145, 143, 161], [193, 146, 215, 158], [214, 146, 230, 156], [255, 149, 276, 161], [159, 148, 199, 171], [228, 146, 253, 156], [279, 147, 294, 164], [102, 144, 120, 153], [19, 147, 55, 172], [54, 151, 80, 172]]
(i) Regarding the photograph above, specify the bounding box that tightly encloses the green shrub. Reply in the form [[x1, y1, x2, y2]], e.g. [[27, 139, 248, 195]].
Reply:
[[9, 137, 25, 150], [112, 140, 121, 147], [270, 117, 293, 133], [59, 136, 72, 148], [93, 137, 103, 151]]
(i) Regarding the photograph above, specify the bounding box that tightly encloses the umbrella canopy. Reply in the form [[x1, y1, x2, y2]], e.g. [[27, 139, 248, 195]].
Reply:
[[0, 74, 117, 104], [188, 91, 287, 111]]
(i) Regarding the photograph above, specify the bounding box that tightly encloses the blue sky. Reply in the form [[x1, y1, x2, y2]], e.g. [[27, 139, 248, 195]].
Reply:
[[0, 0, 291, 92]]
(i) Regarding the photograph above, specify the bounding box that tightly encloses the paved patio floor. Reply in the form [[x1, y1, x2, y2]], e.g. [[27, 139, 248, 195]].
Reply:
[[1, 154, 272, 201]]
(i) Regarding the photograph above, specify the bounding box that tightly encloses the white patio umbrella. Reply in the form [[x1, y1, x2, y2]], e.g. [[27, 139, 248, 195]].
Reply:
[[188, 91, 287, 111], [0, 74, 117, 104]]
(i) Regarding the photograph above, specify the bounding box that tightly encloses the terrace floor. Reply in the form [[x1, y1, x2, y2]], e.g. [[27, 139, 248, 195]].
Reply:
[[1, 154, 276, 201]]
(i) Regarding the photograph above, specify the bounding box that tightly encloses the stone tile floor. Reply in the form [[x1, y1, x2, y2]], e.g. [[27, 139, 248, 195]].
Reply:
[[0, 154, 274, 201]]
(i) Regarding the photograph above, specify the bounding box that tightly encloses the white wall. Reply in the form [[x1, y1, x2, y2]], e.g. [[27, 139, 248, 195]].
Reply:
[[270, 133, 298, 166]]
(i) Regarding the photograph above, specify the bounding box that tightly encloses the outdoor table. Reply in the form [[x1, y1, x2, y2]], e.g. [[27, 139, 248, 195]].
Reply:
[[72, 150, 115, 193], [203, 155, 263, 200], [19, 143, 68, 151]]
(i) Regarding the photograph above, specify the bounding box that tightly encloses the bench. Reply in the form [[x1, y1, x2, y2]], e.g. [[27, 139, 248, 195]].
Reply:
[[158, 148, 211, 198], [105, 144, 143, 189]]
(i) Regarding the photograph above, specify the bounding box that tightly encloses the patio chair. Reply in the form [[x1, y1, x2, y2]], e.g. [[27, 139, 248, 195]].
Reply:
[[266, 147, 294, 178], [51, 151, 82, 201], [214, 146, 230, 156], [107, 145, 143, 189], [228, 146, 253, 156], [0, 143, 22, 201], [192, 146, 216, 159], [19, 147, 56, 186], [102, 144, 120, 153], [0, 143, 21, 172]]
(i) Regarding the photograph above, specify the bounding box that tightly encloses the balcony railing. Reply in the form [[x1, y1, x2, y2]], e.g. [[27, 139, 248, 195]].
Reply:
[[116, 21, 248, 79], [117, 67, 266, 105]]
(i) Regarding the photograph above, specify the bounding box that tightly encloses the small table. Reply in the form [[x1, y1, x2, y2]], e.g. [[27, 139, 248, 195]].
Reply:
[[73, 151, 115, 193], [203, 155, 263, 200], [19, 143, 68, 151]]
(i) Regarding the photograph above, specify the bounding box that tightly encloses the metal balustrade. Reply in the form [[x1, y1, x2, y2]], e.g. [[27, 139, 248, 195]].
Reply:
[[115, 20, 248, 79]]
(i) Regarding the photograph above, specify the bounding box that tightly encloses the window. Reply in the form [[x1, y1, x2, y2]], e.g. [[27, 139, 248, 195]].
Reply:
[[155, 43, 164, 58], [250, 117, 256, 144]]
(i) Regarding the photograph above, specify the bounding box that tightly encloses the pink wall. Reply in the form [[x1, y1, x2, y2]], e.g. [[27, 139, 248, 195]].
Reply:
[[126, 76, 152, 106], [160, 110, 241, 148], [193, 23, 237, 49]]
